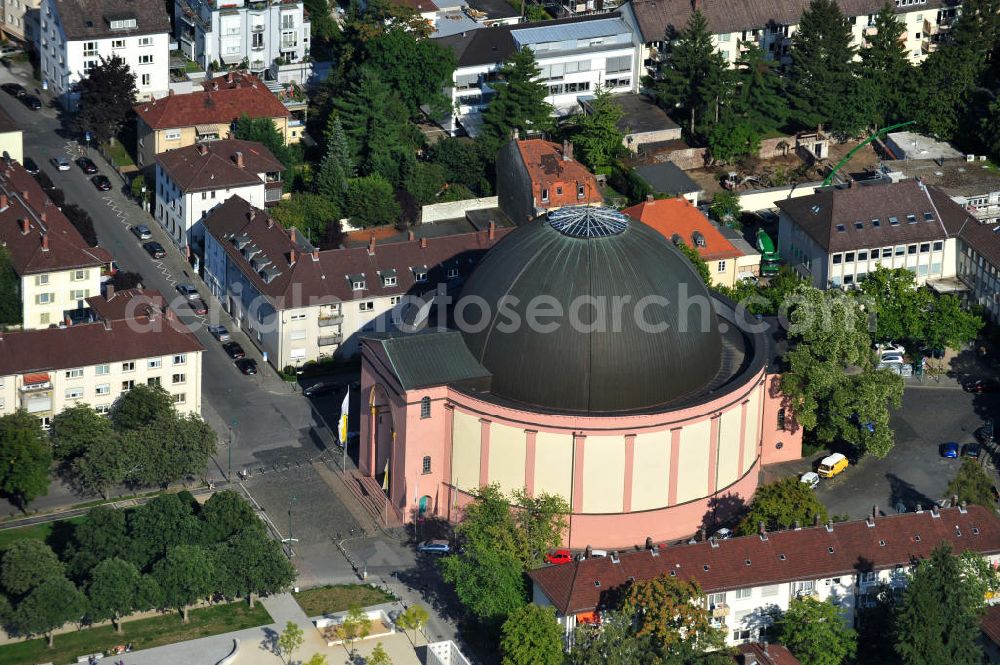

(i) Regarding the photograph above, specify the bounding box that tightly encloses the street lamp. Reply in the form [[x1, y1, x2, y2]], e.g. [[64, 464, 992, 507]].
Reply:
[[227, 418, 237, 483], [284, 495, 299, 546]]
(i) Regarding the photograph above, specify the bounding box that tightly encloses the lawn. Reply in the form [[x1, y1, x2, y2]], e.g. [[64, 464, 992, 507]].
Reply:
[[102, 140, 135, 168], [0, 602, 272, 665], [0, 517, 84, 552], [293, 584, 396, 617]]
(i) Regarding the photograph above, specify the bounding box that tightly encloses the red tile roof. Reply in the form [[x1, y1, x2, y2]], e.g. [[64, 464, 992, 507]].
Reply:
[[85, 287, 166, 323], [0, 161, 108, 275], [203, 196, 513, 307], [529, 505, 1000, 616], [624, 197, 742, 261], [0, 315, 203, 376], [134, 75, 290, 131], [154, 140, 283, 193], [734, 643, 801, 665], [515, 140, 603, 209], [983, 605, 1000, 646]]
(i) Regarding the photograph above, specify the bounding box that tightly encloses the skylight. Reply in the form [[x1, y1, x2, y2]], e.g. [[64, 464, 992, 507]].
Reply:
[[836, 224, 846, 233], [907, 214, 918, 224], [888, 216, 899, 226]]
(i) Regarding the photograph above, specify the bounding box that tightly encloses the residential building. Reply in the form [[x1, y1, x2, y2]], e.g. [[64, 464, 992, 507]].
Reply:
[[625, 196, 758, 287], [529, 504, 1000, 647], [39, 0, 171, 109], [428, 0, 520, 38], [0, 105, 23, 164], [0, 286, 203, 427], [733, 644, 801, 665], [438, 13, 641, 136], [582, 92, 681, 154], [496, 139, 603, 225], [635, 161, 701, 205], [882, 159, 1000, 225], [0, 160, 112, 329], [884, 131, 964, 161], [941, 204, 1000, 323], [620, 0, 961, 75], [776, 180, 960, 289], [154, 139, 284, 252], [202, 196, 513, 368], [173, 0, 312, 85], [3, 0, 40, 43], [133, 72, 293, 170]]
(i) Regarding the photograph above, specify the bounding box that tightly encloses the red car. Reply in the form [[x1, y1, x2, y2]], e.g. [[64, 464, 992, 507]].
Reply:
[[545, 549, 573, 565], [966, 379, 1000, 394]]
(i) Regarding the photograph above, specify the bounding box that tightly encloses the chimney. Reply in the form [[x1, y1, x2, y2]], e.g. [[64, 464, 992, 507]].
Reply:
[[814, 513, 821, 526], [290, 227, 297, 243], [562, 139, 573, 161], [248, 210, 256, 222], [267, 217, 274, 229], [698, 527, 706, 542], [960, 500, 968, 514], [105, 285, 115, 301], [407, 230, 415, 241], [289, 249, 297, 266], [645, 536, 653, 550], [40, 233, 48, 251], [311, 249, 319, 262], [848, 179, 856, 188], [0, 194, 7, 209], [931, 504, 940, 518], [825, 519, 833, 533], [64, 314, 71, 327], [951, 494, 959, 508], [915, 503, 923, 513], [758, 521, 767, 541], [873, 505, 879, 520], [234, 151, 245, 169], [420, 237, 428, 249], [19, 218, 28, 234], [646, 193, 654, 202], [793, 520, 801, 530], [368, 233, 376, 255], [197, 143, 208, 156], [40, 211, 46, 222], [103, 318, 112, 331], [488, 220, 496, 240], [168, 88, 174, 96], [21, 190, 27, 202]]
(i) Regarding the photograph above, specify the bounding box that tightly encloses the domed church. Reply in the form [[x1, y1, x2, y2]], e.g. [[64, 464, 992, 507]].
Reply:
[[359, 206, 801, 548]]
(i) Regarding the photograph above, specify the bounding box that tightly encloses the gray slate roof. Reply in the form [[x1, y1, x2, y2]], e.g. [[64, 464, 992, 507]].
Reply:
[[636, 162, 701, 195], [373, 331, 491, 391], [54, 0, 171, 40]]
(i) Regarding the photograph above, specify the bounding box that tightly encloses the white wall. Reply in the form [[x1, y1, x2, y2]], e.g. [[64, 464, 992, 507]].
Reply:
[[156, 167, 265, 250], [21, 267, 101, 329]]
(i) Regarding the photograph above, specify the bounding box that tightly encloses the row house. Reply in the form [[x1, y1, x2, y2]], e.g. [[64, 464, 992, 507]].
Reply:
[[202, 196, 513, 369], [0, 287, 203, 428], [39, 0, 171, 109], [620, 0, 961, 75], [437, 13, 642, 137], [3, 0, 40, 44], [529, 504, 1000, 647]]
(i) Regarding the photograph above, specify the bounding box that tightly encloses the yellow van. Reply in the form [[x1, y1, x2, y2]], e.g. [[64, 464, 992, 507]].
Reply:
[[817, 453, 848, 478]]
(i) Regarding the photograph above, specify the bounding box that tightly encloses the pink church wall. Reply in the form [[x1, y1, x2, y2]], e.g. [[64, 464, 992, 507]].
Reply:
[[760, 374, 803, 465]]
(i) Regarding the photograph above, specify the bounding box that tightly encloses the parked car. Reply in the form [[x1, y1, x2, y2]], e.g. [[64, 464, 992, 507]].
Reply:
[[879, 353, 904, 364], [187, 297, 208, 315], [235, 358, 258, 375], [131, 224, 152, 240], [223, 342, 245, 359], [800, 471, 820, 489], [176, 284, 199, 300], [76, 157, 98, 174], [545, 549, 573, 565], [963, 443, 982, 459], [143, 241, 166, 259], [417, 539, 450, 555], [208, 325, 230, 342], [303, 381, 337, 397], [22, 157, 39, 175], [966, 379, 1000, 394], [1, 82, 26, 97], [876, 342, 906, 356], [51, 155, 70, 171], [23, 95, 41, 110], [941, 442, 960, 458], [817, 453, 849, 478], [91, 175, 111, 191]]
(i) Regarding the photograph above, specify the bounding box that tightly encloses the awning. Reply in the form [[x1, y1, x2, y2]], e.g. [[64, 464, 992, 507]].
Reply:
[[926, 276, 969, 294], [194, 124, 219, 135], [576, 611, 600, 625], [23, 372, 50, 385]]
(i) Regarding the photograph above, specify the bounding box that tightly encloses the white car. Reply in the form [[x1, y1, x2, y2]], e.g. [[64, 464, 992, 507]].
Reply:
[[51, 156, 71, 171], [800, 471, 820, 489], [880, 353, 904, 365], [877, 342, 905, 356]]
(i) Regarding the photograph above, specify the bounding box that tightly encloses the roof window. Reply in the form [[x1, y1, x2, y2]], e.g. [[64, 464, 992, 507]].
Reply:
[[669, 570, 676, 577], [745, 559, 751, 566], [914, 535, 921, 542], [923, 211, 935, 221], [879, 540, 886, 547], [855, 221, 864, 230], [973, 527, 981, 535], [703, 564, 709, 571], [811, 205, 821, 214], [828, 547, 835, 554], [836, 224, 846, 233], [778, 553, 786, 560], [872, 218, 882, 227], [888, 216, 899, 226], [594, 580, 601, 587], [907, 214, 918, 224]]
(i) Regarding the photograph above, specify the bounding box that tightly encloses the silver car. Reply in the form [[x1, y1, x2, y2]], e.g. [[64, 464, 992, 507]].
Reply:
[[130, 224, 152, 240], [417, 539, 450, 555], [51, 155, 71, 171]]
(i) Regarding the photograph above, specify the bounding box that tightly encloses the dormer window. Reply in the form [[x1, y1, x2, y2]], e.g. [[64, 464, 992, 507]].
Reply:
[[348, 274, 366, 290], [446, 267, 459, 280], [541, 188, 549, 203], [412, 266, 428, 283], [381, 269, 398, 287], [692, 231, 706, 247], [108, 16, 137, 30]]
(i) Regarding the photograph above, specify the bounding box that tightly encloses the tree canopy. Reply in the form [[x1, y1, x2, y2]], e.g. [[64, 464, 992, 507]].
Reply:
[[947, 459, 997, 512], [736, 477, 829, 535], [0, 410, 52, 508], [72, 55, 138, 143], [0, 540, 64, 598], [772, 596, 857, 665], [154, 544, 216, 623], [567, 86, 625, 173], [623, 574, 722, 651], [499, 603, 564, 665], [481, 48, 554, 149]]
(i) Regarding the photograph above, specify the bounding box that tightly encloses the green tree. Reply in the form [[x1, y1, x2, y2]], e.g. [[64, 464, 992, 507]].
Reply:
[[736, 477, 829, 535], [87, 557, 148, 633], [772, 596, 856, 665], [50, 403, 114, 461], [340, 605, 372, 653], [315, 116, 353, 210], [110, 384, 174, 431], [233, 114, 294, 169], [154, 545, 216, 623], [216, 528, 296, 607], [271, 193, 340, 245], [674, 240, 711, 286], [0, 410, 51, 508], [500, 603, 563, 665], [345, 175, 402, 228], [0, 247, 21, 325], [857, 3, 911, 127], [404, 162, 449, 205], [128, 416, 216, 488], [568, 86, 624, 173], [395, 604, 428, 641], [363, 28, 456, 118], [303, 655, 329, 665], [947, 459, 996, 511], [786, 0, 858, 132], [623, 574, 722, 651], [278, 620, 305, 664], [0, 540, 64, 597], [855, 582, 899, 665], [127, 493, 204, 571], [367, 643, 392, 665], [202, 490, 261, 543], [64, 506, 128, 582], [72, 55, 137, 144], [922, 293, 982, 351], [654, 10, 731, 137], [566, 609, 649, 665], [707, 117, 760, 164], [12, 577, 85, 647], [304, 0, 338, 45], [733, 42, 789, 134], [709, 190, 742, 225], [426, 138, 492, 195], [70, 432, 132, 498], [481, 48, 553, 149], [440, 543, 527, 627], [895, 543, 984, 665]]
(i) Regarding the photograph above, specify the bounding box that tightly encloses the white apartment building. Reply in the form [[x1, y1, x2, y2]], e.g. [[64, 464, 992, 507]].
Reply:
[[0, 160, 112, 329], [0, 288, 203, 428], [202, 196, 511, 369], [39, 0, 171, 109], [621, 0, 961, 75], [437, 13, 641, 136], [776, 179, 961, 289], [530, 504, 1000, 647], [3, 0, 40, 43], [174, 0, 312, 85], [154, 139, 284, 253]]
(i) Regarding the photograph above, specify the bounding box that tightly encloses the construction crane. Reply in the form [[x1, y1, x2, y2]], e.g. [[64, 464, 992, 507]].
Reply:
[[821, 121, 916, 187]]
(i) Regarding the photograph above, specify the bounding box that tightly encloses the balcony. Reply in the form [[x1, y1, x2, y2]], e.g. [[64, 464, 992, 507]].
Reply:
[[251, 43, 265, 51], [318, 333, 343, 346], [710, 604, 730, 618], [250, 59, 266, 71], [318, 314, 343, 327]]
